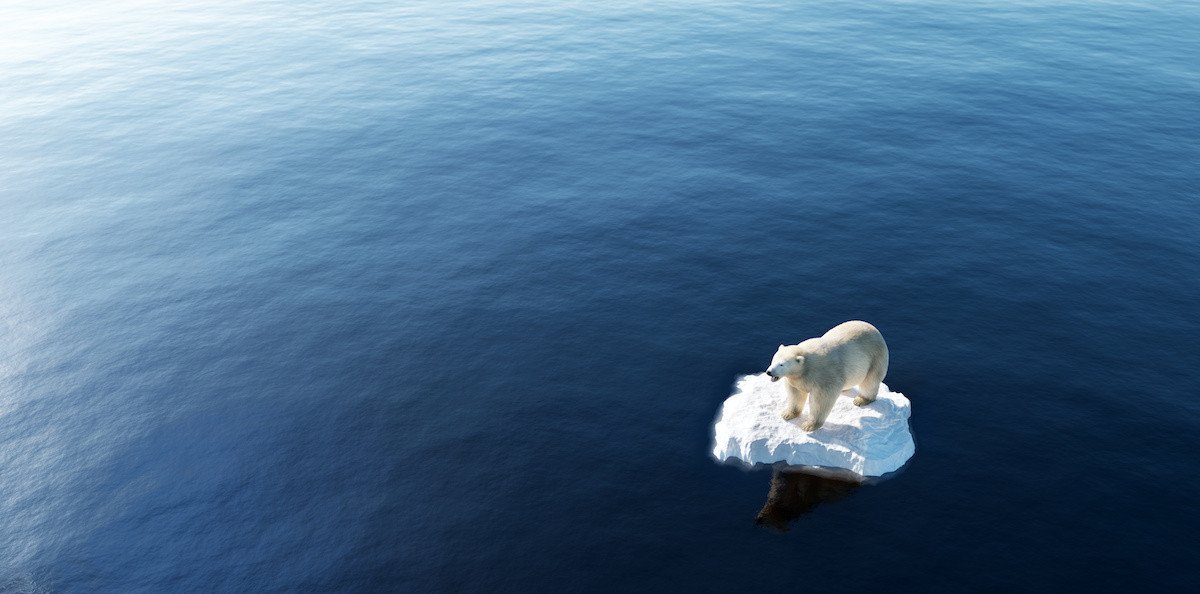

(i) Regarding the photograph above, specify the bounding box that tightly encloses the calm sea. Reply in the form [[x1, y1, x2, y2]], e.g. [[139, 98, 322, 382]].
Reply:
[[2, 0, 1199, 590]]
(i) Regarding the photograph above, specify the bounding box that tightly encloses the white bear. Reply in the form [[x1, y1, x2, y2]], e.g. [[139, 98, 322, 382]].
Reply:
[[766, 320, 889, 432]]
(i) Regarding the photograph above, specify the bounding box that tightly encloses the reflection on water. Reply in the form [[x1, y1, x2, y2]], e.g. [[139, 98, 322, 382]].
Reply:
[[755, 467, 861, 531]]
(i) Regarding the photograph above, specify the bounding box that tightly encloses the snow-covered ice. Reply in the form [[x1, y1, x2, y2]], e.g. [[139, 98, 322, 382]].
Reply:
[[711, 374, 915, 478]]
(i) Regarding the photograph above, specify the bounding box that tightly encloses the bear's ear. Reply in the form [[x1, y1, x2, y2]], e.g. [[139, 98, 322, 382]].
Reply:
[[779, 344, 785, 349], [794, 355, 804, 363]]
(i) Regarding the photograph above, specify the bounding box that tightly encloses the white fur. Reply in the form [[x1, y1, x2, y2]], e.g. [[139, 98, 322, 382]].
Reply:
[[766, 320, 889, 431]]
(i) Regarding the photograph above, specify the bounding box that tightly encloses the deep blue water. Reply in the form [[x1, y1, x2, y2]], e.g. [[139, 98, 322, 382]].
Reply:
[[3, 0, 1200, 590]]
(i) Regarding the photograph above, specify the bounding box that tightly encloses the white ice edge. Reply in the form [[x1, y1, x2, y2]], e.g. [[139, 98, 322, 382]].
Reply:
[[711, 374, 915, 477]]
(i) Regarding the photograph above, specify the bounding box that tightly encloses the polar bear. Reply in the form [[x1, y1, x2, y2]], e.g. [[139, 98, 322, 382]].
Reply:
[[765, 320, 889, 432]]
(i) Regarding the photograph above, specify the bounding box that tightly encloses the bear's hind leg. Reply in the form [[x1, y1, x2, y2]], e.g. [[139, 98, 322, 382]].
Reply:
[[853, 381, 881, 407], [801, 388, 836, 432], [855, 350, 888, 407], [859, 369, 888, 408]]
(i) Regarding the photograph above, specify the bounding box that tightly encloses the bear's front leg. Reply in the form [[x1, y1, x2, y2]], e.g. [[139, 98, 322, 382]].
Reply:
[[781, 381, 807, 421], [800, 388, 837, 432]]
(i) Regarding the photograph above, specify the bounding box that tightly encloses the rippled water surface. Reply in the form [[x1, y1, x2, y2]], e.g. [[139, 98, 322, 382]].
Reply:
[[3, 0, 1199, 590]]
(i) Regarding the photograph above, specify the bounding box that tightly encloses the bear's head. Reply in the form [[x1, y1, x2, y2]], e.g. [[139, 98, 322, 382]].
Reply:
[[766, 344, 805, 382]]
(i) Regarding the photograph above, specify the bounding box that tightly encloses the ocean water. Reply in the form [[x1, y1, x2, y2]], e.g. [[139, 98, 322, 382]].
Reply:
[[2, 0, 1199, 590]]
